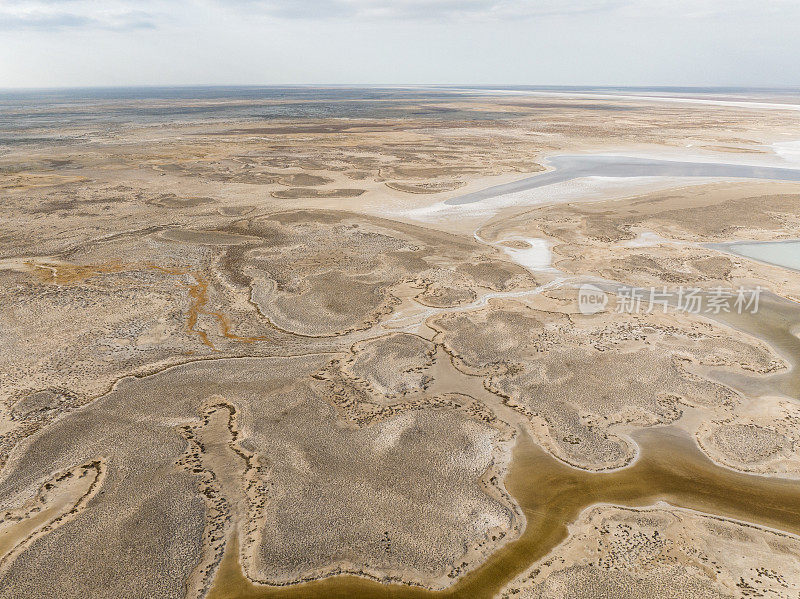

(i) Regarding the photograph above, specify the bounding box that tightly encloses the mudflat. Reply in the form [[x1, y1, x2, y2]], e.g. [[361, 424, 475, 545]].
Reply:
[[2, 87, 800, 599], [207, 426, 800, 599]]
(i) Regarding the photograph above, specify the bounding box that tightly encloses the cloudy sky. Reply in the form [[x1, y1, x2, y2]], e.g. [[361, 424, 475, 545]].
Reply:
[[1, 0, 798, 88]]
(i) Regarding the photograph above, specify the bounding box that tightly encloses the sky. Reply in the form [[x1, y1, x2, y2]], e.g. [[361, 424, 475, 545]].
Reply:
[[1, 0, 798, 88]]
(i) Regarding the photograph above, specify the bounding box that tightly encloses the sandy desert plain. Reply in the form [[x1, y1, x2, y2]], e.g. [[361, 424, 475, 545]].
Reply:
[[2, 86, 800, 598]]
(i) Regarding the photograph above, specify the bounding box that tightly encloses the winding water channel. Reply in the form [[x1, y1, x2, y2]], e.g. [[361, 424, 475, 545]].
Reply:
[[445, 155, 800, 205], [209, 427, 800, 599], [209, 151, 800, 598], [208, 294, 800, 599]]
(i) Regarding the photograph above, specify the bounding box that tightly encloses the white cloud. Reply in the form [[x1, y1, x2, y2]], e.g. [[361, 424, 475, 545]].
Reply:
[[0, 0, 160, 30], [238, 0, 626, 21], [1, 0, 797, 87], [232, 0, 799, 21], [2, 0, 796, 30]]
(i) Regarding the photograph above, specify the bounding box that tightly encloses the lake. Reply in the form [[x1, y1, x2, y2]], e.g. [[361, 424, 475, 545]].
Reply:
[[713, 239, 800, 272], [445, 155, 800, 205]]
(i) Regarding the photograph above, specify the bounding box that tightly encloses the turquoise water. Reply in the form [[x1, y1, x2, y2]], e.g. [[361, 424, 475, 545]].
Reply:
[[718, 240, 800, 271]]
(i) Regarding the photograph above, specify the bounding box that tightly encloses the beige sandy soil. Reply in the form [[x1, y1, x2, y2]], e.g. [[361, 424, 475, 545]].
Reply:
[[474, 181, 800, 476], [499, 502, 800, 599], [2, 89, 800, 598]]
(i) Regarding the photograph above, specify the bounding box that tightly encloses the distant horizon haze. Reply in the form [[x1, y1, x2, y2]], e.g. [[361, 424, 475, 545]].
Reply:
[[2, 85, 800, 95]]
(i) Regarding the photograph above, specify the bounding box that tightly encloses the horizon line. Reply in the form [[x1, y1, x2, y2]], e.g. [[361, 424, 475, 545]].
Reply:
[[2, 83, 800, 93]]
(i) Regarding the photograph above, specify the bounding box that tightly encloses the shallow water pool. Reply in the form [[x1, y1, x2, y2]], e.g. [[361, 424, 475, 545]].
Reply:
[[717, 239, 800, 272], [446, 155, 800, 205]]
